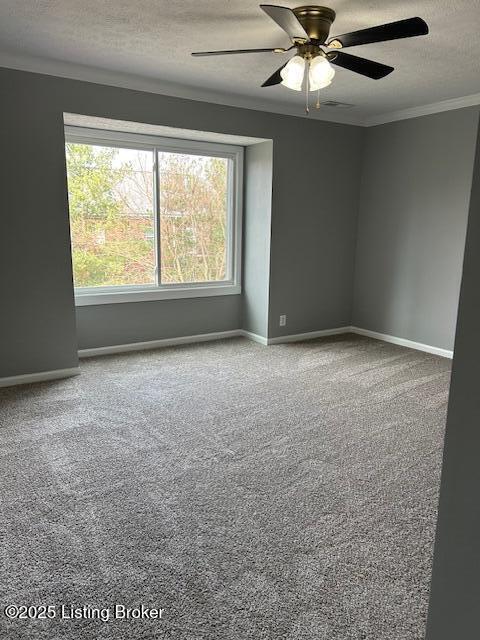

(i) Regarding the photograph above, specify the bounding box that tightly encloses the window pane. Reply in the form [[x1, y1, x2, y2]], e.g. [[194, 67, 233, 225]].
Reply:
[[66, 143, 155, 288], [158, 152, 229, 284]]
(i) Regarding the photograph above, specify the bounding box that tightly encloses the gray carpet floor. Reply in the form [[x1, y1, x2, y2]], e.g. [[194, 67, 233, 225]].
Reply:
[[0, 334, 450, 639]]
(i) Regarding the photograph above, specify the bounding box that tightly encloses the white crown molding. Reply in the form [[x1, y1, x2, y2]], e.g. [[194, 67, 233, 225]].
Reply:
[[365, 93, 480, 127], [1, 51, 478, 128], [0, 52, 363, 126]]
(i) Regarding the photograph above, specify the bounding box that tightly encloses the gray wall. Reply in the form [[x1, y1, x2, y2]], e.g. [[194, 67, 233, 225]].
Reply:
[[425, 114, 480, 639], [243, 141, 273, 338], [0, 73, 78, 377], [76, 296, 242, 349], [0, 67, 363, 373], [353, 108, 480, 351], [4, 65, 474, 378], [268, 120, 364, 338]]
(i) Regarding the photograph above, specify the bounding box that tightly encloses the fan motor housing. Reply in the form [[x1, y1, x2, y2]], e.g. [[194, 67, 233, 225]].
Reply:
[[293, 5, 336, 43]]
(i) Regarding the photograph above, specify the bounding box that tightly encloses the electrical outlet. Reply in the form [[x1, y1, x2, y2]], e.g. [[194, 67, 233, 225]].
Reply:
[[279, 314, 287, 327]]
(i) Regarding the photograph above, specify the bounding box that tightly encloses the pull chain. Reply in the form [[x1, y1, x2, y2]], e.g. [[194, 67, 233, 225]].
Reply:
[[305, 60, 310, 115], [316, 89, 321, 109]]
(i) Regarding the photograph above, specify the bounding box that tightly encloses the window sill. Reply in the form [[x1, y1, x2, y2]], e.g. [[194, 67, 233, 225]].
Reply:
[[74, 284, 241, 306]]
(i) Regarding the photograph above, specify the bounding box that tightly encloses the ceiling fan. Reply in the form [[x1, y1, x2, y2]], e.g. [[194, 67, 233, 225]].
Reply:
[[192, 5, 429, 113]]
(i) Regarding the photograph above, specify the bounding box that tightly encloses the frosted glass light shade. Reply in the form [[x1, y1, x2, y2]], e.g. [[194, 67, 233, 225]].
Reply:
[[280, 56, 305, 91], [309, 55, 335, 91]]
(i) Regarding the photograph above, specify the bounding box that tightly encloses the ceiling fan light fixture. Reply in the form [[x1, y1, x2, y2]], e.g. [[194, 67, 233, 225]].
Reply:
[[309, 55, 335, 90], [192, 6, 429, 112], [280, 55, 305, 91]]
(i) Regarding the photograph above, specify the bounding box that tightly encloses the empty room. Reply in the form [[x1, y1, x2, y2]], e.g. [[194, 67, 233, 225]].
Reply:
[[1, 2, 480, 639]]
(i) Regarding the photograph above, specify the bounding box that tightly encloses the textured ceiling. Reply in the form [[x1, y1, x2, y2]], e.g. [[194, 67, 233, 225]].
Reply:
[[1, 0, 479, 123]]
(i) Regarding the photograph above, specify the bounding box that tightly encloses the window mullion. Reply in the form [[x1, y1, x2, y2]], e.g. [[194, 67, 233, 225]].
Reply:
[[153, 148, 162, 287], [226, 158, 235, 282]]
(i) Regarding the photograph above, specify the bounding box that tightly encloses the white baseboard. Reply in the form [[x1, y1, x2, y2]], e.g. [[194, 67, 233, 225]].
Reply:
[[78, 329, 244, 358], [0, 366, 80, 389], [77, 325, 453, 360], [265, 325, 453, 357], [350, 326, 453, 359], [0, 325, 452, 389], [267, 326, 349, 345], [240, 330, 269, 346]]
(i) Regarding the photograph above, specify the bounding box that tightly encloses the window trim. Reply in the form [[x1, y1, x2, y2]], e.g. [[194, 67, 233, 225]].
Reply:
[[65, 126, 243, 306]]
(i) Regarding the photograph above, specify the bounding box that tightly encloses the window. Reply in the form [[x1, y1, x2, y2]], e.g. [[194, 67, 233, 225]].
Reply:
[[65, 126, 243, 305]]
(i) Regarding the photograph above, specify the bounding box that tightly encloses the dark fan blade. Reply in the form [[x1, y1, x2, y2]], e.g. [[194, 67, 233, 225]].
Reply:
[[261, 61, 288, 87], [329, 51, 394, 79], [260, 5, 309, 41], [328, 17, 428, 49], [192, 48, 283, 57]]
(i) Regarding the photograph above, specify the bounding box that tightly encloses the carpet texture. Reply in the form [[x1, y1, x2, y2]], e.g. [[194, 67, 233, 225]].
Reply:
[[0, 334, 450, 639]]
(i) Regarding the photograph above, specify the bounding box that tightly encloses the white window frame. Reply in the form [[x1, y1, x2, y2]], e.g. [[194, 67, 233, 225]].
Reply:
[[65, 126, 243, 306]]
